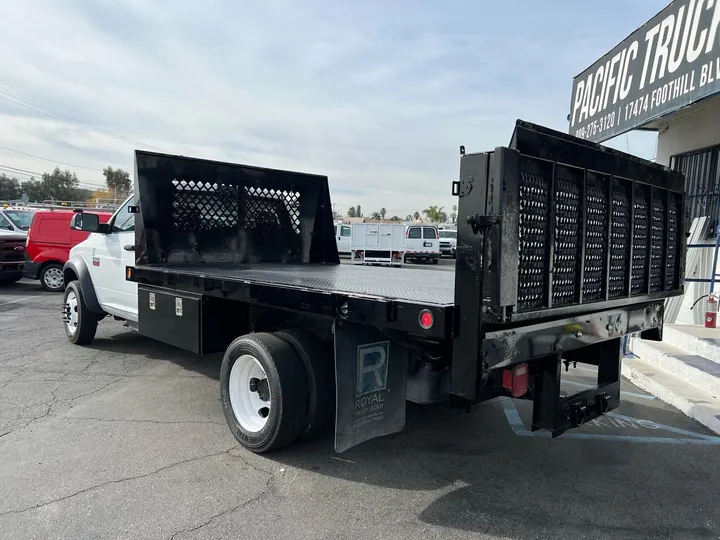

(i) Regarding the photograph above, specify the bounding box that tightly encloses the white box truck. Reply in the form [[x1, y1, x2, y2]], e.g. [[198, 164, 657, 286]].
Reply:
[[350, 223, 404, 266]]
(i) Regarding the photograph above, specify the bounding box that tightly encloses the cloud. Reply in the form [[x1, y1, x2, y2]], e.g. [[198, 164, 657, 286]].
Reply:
[[0, 0, 668, 213]]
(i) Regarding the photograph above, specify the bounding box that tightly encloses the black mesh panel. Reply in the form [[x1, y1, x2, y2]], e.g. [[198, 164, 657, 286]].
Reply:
[[517, 169, 549, 311], [552, 168, 580, 306], [609, 179, 631, 298], [650, 192, 666, 292], [582, 173, 609, 302], [631, 184, 649, 295]]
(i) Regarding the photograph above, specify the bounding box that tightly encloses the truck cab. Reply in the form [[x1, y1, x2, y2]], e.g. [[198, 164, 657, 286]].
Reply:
[[63, 195, 138, 323]]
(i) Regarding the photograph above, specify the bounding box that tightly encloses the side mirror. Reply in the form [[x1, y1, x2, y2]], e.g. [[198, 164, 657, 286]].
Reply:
[[5, 225, 12, 231], [77, 213, 100, 232]]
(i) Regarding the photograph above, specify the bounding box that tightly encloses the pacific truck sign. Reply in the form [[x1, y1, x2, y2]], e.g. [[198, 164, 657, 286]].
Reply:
[[569, 0, 720, 143]]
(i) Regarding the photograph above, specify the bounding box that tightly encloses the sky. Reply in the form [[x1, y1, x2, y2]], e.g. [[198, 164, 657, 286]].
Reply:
[[0, 0, 668, 217]]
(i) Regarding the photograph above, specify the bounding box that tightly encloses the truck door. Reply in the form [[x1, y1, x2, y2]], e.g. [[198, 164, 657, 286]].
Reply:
[[90, 196, 138, 321]]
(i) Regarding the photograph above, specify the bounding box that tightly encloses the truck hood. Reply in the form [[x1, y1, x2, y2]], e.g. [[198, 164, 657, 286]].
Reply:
[[0, 229, 26, 242]]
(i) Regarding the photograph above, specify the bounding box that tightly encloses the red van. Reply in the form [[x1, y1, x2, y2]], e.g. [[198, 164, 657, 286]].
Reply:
[[24, 209, 113, 292]]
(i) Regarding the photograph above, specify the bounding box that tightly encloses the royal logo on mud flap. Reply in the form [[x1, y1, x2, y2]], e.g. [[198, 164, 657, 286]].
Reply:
[[356, 341, 389, 397]]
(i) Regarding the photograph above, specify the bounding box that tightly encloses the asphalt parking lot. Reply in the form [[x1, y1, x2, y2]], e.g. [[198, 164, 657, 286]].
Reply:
[[1, 278, 719, 540]]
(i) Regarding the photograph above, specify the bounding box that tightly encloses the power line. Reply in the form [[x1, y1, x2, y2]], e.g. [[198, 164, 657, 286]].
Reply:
[[0, 85, 167, 152], [0, 143, 107, 171], [0, 163, 104, 190]]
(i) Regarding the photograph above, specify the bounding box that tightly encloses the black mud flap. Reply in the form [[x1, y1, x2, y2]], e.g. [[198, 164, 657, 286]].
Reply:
[[333, 321, 409, 453]]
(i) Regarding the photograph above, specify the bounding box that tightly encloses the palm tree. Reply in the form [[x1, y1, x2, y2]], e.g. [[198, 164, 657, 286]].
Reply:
[[370, 211, 382, 220], [380, 207, 386, 219], [423, 205, 445, 223]]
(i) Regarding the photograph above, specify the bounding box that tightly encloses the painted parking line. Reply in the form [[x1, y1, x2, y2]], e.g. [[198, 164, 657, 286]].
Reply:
[[501, 399, 720, 445], [561, 379, 655, 400]]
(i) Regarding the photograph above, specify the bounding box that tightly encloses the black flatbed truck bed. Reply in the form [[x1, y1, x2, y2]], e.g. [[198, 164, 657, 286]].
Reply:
[[77, 119, 687, 454]]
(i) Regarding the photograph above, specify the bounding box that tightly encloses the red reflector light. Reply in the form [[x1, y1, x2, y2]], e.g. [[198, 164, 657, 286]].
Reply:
[[419, 309, 434, 329], [502, 363, 529, 398]]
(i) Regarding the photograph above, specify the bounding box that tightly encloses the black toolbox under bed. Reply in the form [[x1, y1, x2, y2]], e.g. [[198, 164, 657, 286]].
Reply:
[[130, 263, 456, 340]]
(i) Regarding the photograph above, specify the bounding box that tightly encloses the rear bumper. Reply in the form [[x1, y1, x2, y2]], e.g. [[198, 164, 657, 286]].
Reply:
[[406, 252, 439, 260], [23, 257, 40, 279]]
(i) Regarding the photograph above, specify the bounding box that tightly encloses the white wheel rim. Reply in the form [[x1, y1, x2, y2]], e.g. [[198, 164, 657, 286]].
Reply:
[[45, 267, 63, 289], [64, 290, 79, 335], [229, 354, 271, 433]]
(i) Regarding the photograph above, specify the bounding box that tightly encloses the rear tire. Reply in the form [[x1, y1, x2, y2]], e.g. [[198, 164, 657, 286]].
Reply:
[[220, 333, 308, 453], [40, 263, 64, 292], [275, 329, 335, 442], [63, 281, 98, 345], [432, 258, 439, 265], [0, 276, 22, 286]]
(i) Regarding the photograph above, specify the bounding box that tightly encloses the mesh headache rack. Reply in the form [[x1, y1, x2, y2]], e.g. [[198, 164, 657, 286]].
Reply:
[[132, 150, 338, 266], [454, 120, 686, 324]]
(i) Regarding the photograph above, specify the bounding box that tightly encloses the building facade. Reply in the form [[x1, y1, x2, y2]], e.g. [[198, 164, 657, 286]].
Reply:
[[570, 0, 720, 324]]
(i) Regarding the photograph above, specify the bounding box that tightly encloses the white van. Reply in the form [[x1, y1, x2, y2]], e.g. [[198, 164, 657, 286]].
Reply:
[[351, 223, 405, 266], [334, 223, 352, 256], [404, 224, 440, 264]]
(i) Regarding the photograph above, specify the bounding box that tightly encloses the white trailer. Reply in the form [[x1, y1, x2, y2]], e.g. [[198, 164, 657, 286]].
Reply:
[[350, 223, 405, 266]]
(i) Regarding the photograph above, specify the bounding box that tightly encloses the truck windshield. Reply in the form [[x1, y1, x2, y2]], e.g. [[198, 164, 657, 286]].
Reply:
[[3, 210, 33, 230], [439, 231, 456, 239]]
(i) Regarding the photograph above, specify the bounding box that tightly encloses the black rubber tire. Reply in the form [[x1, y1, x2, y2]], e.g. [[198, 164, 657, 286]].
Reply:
[[0, 276, 22, 286], [432, 258, 439, 265], [275, 329, 335, 442], [63, 280, 98, 345], [220, 333, 308, 453], [40, 262, 64, 292]]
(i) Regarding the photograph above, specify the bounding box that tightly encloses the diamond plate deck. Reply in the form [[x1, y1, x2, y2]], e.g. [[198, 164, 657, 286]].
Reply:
[[140, 263, 455, 306]]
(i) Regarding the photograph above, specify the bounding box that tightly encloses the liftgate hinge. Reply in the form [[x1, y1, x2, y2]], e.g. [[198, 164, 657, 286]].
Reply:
[[451, 177, 474, 197], [466, 215, 500, 235]]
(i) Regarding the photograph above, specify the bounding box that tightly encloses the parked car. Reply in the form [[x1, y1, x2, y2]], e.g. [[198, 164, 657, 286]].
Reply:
[[0, 229, 25, 285], [404, 224, 440, 264], [0, 207, 35, 237], [24, 209, 113, 292], [438, 229, 457, 258]]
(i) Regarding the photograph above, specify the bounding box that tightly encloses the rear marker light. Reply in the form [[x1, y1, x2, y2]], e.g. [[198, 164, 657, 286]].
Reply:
[[419, 309, 434, 329], [502, 363, 529, 398]]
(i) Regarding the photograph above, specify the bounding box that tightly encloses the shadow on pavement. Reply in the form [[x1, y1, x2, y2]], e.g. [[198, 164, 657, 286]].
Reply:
[[84, 330, 720, 539]]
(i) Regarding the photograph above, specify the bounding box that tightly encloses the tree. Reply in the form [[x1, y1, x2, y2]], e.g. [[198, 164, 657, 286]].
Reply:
[[380, 207, 386, 219], [413, 211, 420, 221], [347, 206, 357, 218], [0, 174, 21, 200], [423, 205, 446, 223], [451, 204, 458, 225], [103, 166, 131, 198], [390, 216, 401, 221], [405, 214, 413, 222], [21, 167, 83, 203], [355, 205, 362, 218], [370, 211, 382, 220]]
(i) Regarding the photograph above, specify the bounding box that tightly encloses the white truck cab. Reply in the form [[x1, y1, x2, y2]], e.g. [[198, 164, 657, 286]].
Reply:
[[334, 223, 352, 256], [62, 195, 138, 342]]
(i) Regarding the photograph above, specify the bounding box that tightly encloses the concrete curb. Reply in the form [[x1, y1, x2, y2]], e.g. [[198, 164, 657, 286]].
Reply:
[[632, 339, 720, 398], [622, 357, 720, 436]]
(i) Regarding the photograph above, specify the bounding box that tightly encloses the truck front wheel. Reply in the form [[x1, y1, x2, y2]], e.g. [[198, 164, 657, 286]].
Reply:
[[220, 333, 308, 453], [62, 281, 98, 345]]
